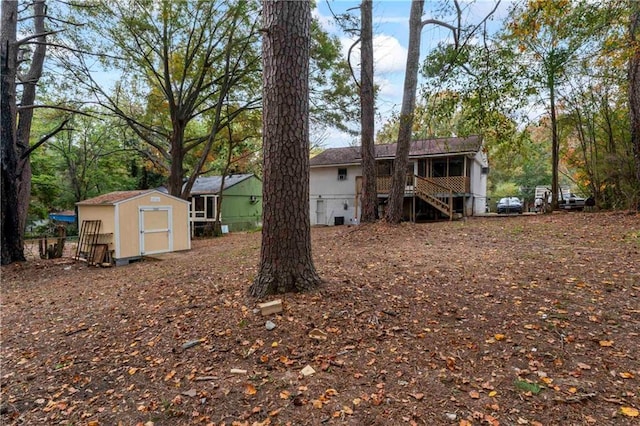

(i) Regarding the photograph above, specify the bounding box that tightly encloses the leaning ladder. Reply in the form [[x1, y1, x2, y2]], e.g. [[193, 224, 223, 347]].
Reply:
[[75, 220, 102, 263]]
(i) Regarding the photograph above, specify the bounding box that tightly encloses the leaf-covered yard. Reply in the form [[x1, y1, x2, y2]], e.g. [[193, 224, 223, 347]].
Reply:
[[1, 212, 639, 425]]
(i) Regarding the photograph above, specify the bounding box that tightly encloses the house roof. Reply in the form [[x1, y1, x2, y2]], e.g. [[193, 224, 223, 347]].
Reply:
[[310, 135, 482, 167], [77, 189, 189, 206], [189, 173, 256, 195]]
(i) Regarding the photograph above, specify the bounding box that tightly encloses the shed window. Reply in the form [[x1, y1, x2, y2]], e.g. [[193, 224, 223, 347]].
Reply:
[[338, 168, 347, 181]]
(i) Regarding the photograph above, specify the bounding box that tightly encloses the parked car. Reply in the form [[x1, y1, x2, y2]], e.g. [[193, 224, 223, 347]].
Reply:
[[536, 186, 586, 211], [556, 193, 586, 211], [496, 197, 523, 214]]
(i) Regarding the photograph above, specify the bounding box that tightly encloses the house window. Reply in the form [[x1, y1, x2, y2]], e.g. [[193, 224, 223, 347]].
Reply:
[[377, 161, 392, 176], [206, 196, 215, 219], [449, 158, 464, 176], [338, 168, 347, 181], [191, 195, 217, 220]]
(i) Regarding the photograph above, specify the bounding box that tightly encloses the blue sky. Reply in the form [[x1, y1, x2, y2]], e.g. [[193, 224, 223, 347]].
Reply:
[[313, 0, 511, 148]]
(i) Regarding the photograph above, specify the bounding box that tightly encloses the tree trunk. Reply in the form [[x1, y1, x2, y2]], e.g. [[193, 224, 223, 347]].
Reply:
[[385, 0, 424, 223], [168, 122, 186, 198], [250, 0, 321, 298], [630, 0, 640, 209], [16, 0, 47, 239], [359, 0, 378, 223], [549, 72, 560, 211], [1, 0, 26, 265]]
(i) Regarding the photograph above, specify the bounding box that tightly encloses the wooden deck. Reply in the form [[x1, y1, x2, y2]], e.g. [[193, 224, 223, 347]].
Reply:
[[356, 174, 470, 220]]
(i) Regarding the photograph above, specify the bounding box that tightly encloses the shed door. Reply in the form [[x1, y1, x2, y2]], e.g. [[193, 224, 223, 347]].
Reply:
[[139, 207, 173, 255]]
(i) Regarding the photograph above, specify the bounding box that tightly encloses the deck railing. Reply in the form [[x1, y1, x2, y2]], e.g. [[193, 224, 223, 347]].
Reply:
[[374, 175, 469, 195], [376, 176, 393, 193], [355, 174, 469, 219], [426, 176, 469, 194]]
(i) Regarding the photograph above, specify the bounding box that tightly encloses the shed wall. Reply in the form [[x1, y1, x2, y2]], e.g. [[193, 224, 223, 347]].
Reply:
[[117, 200, 141, 259], [77, 205, 116, 252], [120, 192, 190, 258]]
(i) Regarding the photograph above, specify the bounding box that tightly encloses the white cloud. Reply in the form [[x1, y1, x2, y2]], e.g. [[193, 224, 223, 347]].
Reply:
[[340, 34, 407, 74], [377, 76, 401, 99], [373, 34, 407, 73], [312, 5, 338, 34]]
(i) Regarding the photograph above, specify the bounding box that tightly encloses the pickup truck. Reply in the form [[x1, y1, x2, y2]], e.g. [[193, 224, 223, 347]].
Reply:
[[534, 186, 586, 211], [556, 193, 586, 211]]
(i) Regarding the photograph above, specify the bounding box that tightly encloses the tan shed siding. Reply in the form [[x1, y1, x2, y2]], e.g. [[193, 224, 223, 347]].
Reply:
[[117, 199, 142, 259], [77, 205, 116, 252], [171, 201, 190, 251]]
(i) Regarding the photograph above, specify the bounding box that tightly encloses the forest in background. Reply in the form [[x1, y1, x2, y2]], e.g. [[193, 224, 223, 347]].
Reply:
[[3, 0, 639, 232]]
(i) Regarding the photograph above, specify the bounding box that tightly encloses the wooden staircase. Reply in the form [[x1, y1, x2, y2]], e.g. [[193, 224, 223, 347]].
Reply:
[[414, 176, 453, 220]]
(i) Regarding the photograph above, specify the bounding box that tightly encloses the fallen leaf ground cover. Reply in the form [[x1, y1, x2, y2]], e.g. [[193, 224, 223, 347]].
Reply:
[[1, 212, 639, 426]]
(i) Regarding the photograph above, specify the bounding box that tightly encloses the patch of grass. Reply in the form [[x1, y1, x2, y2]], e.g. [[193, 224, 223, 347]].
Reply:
[[623, 230, 640, 247], [510, 225, 524, 235], [514, 379, 542, 395]]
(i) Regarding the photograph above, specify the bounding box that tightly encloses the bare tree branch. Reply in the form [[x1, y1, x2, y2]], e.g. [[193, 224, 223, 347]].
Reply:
[[20, 116, 72, 160], [16, 30, 62, 46], [347, 37, 361, 89]]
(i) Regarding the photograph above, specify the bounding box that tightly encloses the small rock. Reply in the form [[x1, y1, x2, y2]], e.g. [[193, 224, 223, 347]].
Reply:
[[265, 321, 276, 331], [182, 388, 197, 397], [445, 412, 457, 421], [300, 365, 316, 377], [181, 339, 203, 350]]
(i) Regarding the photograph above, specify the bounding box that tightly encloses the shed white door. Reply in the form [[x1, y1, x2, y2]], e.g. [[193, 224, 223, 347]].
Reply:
[[139, 207, 173, 255]]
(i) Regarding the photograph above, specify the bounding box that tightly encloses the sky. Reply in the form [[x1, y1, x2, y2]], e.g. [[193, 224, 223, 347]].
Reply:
[[313, 0, 512, 148]]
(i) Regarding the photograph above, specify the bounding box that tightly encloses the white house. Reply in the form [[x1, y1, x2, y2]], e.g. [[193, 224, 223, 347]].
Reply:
[[309, 136, 488, 225]]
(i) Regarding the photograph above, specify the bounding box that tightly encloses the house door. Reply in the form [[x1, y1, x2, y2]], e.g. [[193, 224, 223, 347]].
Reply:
[[316, 199, 325, 225], [139, 207, 173, 255]]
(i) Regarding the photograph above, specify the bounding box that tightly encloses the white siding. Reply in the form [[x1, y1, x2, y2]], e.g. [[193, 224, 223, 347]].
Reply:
[[470, 150, 489, 215], [309, 165, 361, 225]]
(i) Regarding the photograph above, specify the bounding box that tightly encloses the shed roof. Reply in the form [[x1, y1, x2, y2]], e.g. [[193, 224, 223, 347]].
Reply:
[[310, 135, 482, 167], [189, 174, 257, 195], [77, 189, 188, 206]]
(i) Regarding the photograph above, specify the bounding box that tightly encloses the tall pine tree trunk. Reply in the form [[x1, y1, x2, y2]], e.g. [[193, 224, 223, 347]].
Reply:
[[630, 0, 640, 209], [250, 0, 320, 298], [359, 0, 378, 223], [385, 0, 424, 223]]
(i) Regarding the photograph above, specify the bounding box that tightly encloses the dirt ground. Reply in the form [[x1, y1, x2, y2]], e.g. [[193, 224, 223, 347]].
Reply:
[[1, 212, 639, 426]]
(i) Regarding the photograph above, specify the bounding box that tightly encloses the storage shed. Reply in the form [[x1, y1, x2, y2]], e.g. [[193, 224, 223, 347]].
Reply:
[[76, 189, 191, 266]]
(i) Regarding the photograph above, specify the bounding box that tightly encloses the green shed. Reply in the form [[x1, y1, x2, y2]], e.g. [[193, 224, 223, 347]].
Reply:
[[188, 174, 262, 234]]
